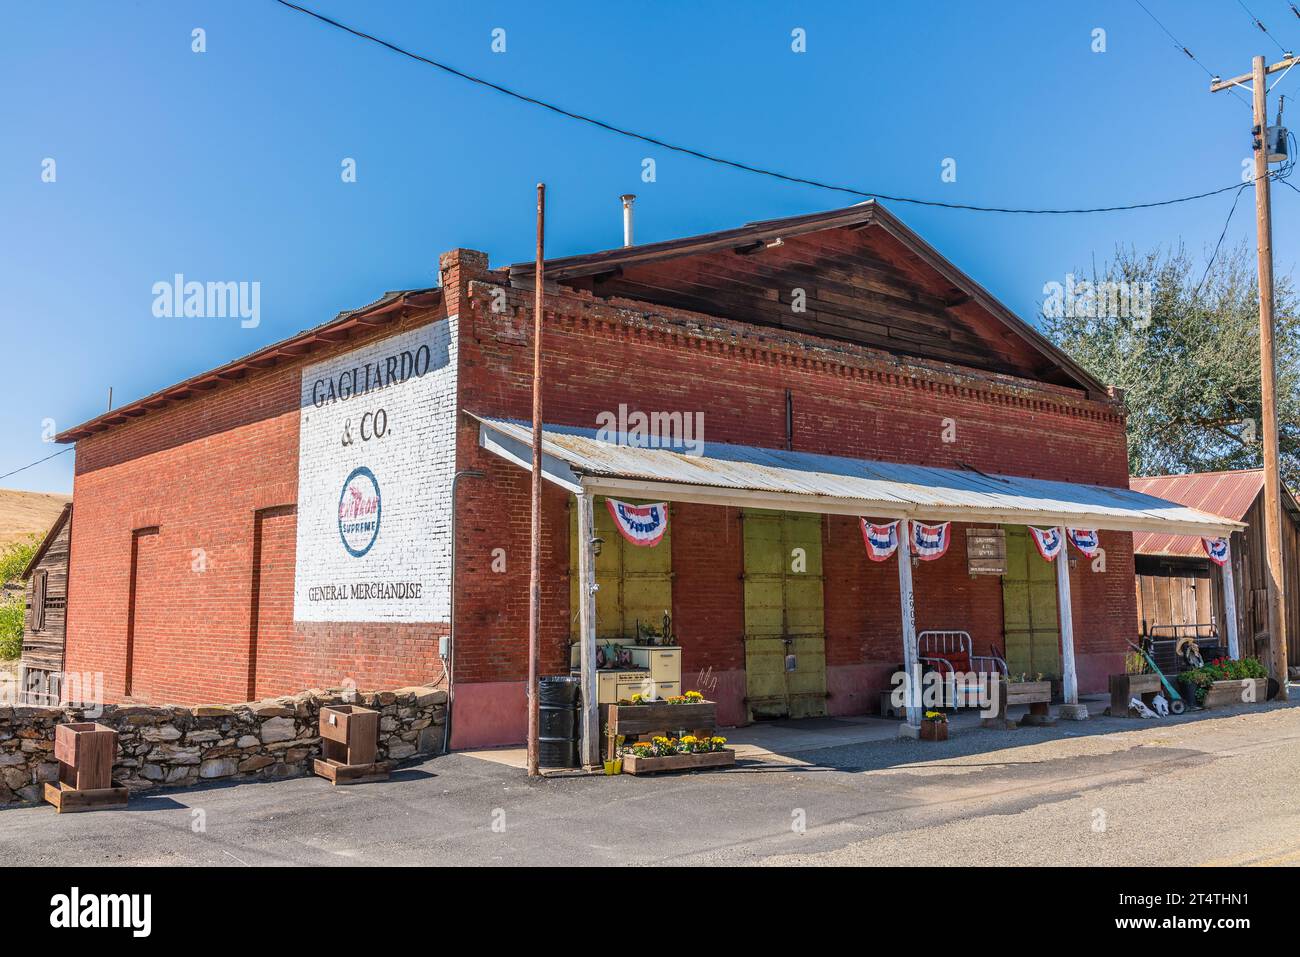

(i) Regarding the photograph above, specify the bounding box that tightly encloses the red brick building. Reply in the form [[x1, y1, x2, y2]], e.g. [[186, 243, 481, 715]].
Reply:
[[56, 202, 1238, 751]]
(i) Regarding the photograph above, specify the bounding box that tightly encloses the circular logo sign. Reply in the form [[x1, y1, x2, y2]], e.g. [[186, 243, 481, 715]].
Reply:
[[337, 466, 381, 557]]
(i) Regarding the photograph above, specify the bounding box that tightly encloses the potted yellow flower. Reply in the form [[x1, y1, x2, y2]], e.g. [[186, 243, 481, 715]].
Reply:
[[920, 710, 948, 742]]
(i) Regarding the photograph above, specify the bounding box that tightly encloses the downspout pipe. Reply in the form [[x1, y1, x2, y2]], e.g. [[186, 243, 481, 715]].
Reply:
[[443, 467, 484, 755]]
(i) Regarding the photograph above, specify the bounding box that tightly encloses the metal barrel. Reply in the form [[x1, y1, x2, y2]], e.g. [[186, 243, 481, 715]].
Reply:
[[538, 675, 580, 768]]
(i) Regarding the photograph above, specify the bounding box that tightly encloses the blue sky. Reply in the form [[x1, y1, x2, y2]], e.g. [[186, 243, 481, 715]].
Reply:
[[4, 0, 1298, 493]]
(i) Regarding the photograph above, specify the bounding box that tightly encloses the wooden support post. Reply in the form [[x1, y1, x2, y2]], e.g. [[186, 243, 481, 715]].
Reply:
[[897, 519, 922, 728], [576, 488, 599, 768], [1055, 527, 1086, 719], [1222, 537, 1241, 659]]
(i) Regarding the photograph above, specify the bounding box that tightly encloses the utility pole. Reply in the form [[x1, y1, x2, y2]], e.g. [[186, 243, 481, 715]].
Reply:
[[1211, 55, 1294, 697], [527, 183, 546, 775]]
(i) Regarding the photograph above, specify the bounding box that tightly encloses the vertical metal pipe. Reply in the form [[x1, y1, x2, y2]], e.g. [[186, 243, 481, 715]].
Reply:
[[785, 389, 793, 451], [621, 194, 635, 247], [527, 184, 546, 776]]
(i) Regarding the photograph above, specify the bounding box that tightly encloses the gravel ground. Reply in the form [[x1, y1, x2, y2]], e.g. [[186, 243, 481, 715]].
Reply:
[[2, 699, 1298, 866]]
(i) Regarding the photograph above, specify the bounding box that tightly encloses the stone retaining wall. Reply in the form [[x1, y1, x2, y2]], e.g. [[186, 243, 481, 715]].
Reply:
[[0, 685, 446, 806]]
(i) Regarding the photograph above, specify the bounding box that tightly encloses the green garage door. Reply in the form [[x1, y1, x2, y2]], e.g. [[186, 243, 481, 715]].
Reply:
[[742, 509, 826, 720], [1001, 526, 1061, 678], [570, 498, 673, 641]]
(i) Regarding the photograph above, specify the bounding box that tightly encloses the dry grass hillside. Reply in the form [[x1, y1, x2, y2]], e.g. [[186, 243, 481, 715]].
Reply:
[[0, 488, 71, 550]]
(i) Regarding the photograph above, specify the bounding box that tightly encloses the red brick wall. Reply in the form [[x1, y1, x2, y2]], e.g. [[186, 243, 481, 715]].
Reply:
[[62, 244, 1136, 736], [65, 309, 451, 706], [451, 262, 1136, 736]]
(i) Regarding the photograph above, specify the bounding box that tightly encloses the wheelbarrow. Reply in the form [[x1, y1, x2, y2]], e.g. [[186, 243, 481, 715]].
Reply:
[[1126, 639, 1187, 715]]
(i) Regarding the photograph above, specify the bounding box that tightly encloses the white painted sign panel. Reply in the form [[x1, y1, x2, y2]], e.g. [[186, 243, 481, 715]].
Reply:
[[293, 318, 458, 622]]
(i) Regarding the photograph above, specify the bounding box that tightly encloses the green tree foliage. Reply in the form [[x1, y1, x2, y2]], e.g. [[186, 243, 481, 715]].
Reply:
[[0, 598, 21, 659], [1043, 243, 1300, 485], [0, 536, 38, 660], [0, 534, 40, 586]]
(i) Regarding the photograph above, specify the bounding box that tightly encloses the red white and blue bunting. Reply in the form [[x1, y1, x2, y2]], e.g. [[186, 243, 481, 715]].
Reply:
[[1202, 537, 1230, 566], [1028, 526, 1064, 561], [1067, 527, 1101, 558], [911, 521, 951, 561], [605, 499, 668, 547], [860, 519, 900, 562]]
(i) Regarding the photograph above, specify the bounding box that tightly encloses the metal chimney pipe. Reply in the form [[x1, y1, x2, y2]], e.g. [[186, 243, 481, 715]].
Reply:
[[621, 194, 636, 246]]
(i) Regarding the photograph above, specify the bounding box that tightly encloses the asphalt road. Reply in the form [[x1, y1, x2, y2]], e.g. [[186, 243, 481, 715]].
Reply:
[[3, 701, 1299, 866]]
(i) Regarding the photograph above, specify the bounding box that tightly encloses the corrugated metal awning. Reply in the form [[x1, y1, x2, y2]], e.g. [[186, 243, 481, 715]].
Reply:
[[1129, 470, 1264, 557], [473, 414, 1243, 536]]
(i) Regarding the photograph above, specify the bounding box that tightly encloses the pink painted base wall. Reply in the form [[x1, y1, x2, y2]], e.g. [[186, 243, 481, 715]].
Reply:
[[450, 680, 527, 750]]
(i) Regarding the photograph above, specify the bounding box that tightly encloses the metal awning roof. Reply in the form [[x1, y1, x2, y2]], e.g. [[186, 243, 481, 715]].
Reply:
[[473, 414, 1244, 537]]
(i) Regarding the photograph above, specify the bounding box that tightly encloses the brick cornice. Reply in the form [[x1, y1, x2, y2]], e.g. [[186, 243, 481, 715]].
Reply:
[[465, 281, 1126, 426]]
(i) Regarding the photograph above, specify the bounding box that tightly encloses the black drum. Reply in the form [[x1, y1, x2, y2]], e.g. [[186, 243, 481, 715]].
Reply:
[[538, 675, 580, 768]]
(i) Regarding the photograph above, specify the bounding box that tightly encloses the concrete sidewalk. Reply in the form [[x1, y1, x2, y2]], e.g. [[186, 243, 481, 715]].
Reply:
[[458, 696, 1111, 771]]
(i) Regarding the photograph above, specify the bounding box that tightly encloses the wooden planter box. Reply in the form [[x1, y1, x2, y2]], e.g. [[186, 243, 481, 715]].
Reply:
[[1201, 678, 1268, 709], [1109, 673, 1162, 717], [920, 720, 948, 741], [601, 700, 718, 760], [314, 704, 388, 785], [320, 705, 379, 765], [621, 749, 735, 775], [53, 722, 116, 791], [982, 677, 1054, 728], [46, 722, 126, 812]]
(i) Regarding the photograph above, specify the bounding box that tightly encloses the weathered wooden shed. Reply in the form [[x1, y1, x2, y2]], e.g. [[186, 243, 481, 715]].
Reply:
[[1131, 470, 1300, 664], [19, 502, 71, 704]]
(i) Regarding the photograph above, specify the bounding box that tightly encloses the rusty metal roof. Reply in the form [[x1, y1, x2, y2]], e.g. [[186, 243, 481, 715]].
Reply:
[[1129, 470, 1265, 557], [474, 414, 1242, 536]]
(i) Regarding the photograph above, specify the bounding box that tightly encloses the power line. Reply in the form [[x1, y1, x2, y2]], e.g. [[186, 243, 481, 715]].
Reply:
[[0, 446, 72, 483], [1193, 182, 1251, 302], [1236, 0, 1291, 55], [273, 0, 1260, 216], [1133, 0, 1252, 106]]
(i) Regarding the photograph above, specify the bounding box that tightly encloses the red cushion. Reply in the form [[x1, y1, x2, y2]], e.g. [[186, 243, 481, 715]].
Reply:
[[928, 651, 972, 673]]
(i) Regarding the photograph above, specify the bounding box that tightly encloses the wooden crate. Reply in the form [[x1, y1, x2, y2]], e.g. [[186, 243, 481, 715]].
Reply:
[[319, 705, 378, 766], [621, 750, 735, 775], [54, 722, 116, 791], [43, 780, 128, 813], [1109, 673, 1162, 717], [1201, 678, 1268, 709]]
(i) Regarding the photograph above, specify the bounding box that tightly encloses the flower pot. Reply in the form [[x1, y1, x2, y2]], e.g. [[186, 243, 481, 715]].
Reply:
[[920, 720, 948, 742], [603, 759, 617, 775]]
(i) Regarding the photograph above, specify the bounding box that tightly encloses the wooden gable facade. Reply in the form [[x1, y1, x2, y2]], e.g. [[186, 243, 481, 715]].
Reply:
[[508, 202, 1106, 395], [20, 502, 71, 704]]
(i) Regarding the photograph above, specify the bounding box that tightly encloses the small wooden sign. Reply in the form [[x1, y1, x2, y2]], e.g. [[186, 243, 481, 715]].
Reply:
[[966, 527, 1006, 575]]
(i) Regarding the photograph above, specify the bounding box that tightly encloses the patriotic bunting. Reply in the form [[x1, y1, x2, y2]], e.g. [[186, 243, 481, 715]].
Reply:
[[1202, 537, 1230, 566], [605, 499, 668, 547], [1028, 526, 1064, 561], [860, 519, 900, 562], [911, 521, 952, 561], [1067, 527, 1101, 558]]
